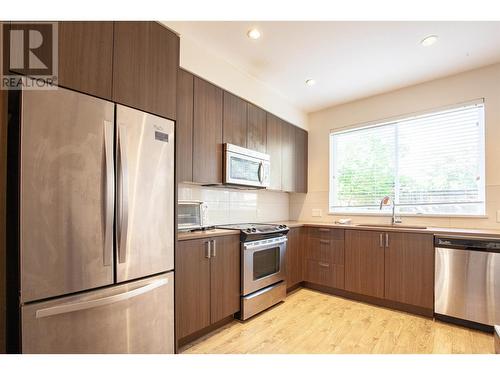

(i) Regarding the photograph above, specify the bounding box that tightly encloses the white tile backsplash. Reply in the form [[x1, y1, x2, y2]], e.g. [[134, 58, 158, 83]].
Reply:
[[179, 184, 289, 225]]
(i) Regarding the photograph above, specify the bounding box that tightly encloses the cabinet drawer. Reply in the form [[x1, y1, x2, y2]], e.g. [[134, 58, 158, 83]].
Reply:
[[308, 227, 344, 240], [304, 260, 344, 290], [307, 237, 344, 264], [307, 238, 334, 262]]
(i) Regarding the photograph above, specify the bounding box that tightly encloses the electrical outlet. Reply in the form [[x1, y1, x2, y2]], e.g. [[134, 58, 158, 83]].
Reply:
[[497, 210, 500, 223], [312, 209, 322, 217]]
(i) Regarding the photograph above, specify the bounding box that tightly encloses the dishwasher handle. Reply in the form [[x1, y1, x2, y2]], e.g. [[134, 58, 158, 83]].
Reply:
[[435, 235, 500, 253]]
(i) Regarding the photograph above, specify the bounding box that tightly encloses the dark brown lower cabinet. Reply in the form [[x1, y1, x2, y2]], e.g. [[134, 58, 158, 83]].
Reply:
[[285, 228, 303, 289], [384, 232, 434, 309], [176, 235, 240, 340], [344, 230, 385, 298], [210, 235, 241, 323], [175, 238, 211, 339], [304, 228, 345, 289]]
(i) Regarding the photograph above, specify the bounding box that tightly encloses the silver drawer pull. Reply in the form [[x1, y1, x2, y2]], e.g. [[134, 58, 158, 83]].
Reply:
[[318, 228, 330, 232], [318, 262, 330, 267]]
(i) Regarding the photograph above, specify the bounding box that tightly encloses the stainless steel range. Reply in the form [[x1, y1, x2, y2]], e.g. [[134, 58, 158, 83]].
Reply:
[[217, 223, 289, 320]]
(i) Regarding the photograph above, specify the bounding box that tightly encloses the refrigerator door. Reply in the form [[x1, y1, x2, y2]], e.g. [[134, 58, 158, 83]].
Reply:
[[20, 87, 115, 303], [21, 272, 174, 353], [115, 105, 174, 282]]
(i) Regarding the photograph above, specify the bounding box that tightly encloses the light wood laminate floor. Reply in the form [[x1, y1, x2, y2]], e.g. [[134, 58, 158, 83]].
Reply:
[[181, 288, 494, 354]]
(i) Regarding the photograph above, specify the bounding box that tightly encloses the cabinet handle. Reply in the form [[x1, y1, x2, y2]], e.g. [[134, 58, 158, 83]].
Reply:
[[379, 233, 384, 248], [205, 241, 211, 259], [319, 240, 330, 244], [385, 233, 389, 247], [318, 228, 330, 232], [318, 262, 330, 268], [211, 239, 216, 257]]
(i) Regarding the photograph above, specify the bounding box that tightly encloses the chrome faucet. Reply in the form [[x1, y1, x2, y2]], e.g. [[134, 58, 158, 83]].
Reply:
[[379, 196, 402, 225]]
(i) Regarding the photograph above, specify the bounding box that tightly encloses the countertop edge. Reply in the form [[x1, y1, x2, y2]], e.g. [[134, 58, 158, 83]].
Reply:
[[177, 221, 500, 240], [177, 229, 240, 241]]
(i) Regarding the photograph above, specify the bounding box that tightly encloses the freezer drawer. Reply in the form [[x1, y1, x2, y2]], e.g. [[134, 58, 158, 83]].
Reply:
[[21, 273, 174, 353], [20, 87, 115, 302], [115, 105, 175, 283], [435, 246, 500, 326]]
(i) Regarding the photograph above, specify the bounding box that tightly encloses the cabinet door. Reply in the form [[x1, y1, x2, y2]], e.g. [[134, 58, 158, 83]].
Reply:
[[247, 103, 267, 153], [345, 230, 385, 298], [176, 69, 194, 183], [58, 22, 113, 99], [266, 113, 282, 190], [281, 122, 296, 192], [295, 127, 308, 193], [286, 228, 303, 288], [384, 232, 434, 309], [113, 22, 179, 120], [175, 239, 211, 339], [210, 235, 241, 323], [223, 92, 247, 148], [193, 77, 223, 184]]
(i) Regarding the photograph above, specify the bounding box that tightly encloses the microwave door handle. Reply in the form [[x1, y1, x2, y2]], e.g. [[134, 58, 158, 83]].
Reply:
[[258, 162, 263, 183]]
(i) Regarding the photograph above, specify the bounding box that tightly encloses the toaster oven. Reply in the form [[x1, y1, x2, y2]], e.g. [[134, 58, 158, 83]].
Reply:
[[178, 200, 208, 231]]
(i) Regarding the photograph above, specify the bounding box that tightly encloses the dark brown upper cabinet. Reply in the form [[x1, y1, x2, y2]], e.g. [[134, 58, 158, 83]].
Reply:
[[345, 230, 385, 299], [246, 103, 267, 153], [384, 232, 434, 310], [176, 69, 194, 183], [223, 92, 247, 148], [193, 77, 223, 184], [113, 21, 179, 120], [295, 127, 308, 193], [266, 113, 282, 191], [281, 122, 296, 192], [58, 22, 114, 99]]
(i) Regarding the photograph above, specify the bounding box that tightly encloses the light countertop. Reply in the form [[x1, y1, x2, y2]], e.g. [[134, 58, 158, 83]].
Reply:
[[178, 221, 500, 240]]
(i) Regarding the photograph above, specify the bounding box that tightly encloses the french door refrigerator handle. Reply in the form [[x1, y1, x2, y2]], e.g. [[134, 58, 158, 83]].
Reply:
[[103, 121, 114, 266], [117, 124, 129, 264], [35, 278, 168, 319]]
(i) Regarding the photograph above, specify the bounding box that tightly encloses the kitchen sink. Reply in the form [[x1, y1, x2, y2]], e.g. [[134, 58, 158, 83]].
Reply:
[[355, 224, 428, 229]]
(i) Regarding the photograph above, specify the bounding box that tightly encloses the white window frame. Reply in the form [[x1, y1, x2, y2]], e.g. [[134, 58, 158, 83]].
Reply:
[[328, 99, 486, 217]]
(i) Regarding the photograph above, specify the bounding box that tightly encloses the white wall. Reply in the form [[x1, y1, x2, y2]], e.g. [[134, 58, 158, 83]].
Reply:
[[291, 63, 500, 229], [179, 184, 289, 225], [163, 23, 308, 130]]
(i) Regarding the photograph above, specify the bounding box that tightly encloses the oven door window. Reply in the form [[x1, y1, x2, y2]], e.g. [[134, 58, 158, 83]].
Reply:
[[253, 247, 280, 280], [230, 156, 260, 182]]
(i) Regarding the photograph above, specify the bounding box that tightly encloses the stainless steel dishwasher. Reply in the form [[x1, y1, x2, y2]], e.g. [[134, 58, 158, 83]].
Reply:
[[435, 235, 500, 327]]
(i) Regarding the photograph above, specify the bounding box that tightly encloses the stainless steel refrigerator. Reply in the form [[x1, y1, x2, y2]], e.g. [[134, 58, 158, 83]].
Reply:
[[13, 85, 175, 353]]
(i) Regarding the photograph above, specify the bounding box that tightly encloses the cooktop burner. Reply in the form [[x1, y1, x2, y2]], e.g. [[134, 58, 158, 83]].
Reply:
[[216, 223, 289, 241]]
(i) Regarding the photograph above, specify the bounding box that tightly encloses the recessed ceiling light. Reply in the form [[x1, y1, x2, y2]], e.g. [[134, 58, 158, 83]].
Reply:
[[420, 35, 438, 47], [305, 79, 316, 86], [247, 28, 261, 40]]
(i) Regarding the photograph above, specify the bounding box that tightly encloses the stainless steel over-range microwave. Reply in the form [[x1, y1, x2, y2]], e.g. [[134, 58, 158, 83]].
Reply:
[[223, 143, 270, 188]]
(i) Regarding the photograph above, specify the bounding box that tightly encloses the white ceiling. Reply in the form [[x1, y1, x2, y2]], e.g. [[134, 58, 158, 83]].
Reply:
[[166, 21, 500, 113]]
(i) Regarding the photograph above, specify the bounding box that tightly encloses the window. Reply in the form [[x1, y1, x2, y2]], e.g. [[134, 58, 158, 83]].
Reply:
[[329, 101, 485, 216]]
